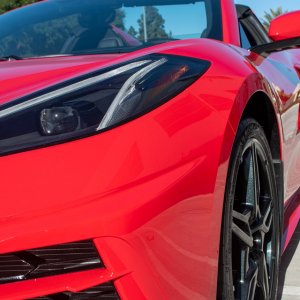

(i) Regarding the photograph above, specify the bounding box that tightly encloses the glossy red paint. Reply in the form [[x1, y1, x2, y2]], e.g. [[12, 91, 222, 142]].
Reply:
[[0, 1, 299, 299], [298, 106, 300, 133], [0, 40, 249, 299], [269, 10, 300, 41], [0, 54, 121, 105], [220, 0, 240, 46], [0, 268, 128, 300], [282, 190, 300, 252], [112, 25, 142, 46]]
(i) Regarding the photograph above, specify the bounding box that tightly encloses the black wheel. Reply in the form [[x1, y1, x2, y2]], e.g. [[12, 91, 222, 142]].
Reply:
[[218, 118, 281, 300]]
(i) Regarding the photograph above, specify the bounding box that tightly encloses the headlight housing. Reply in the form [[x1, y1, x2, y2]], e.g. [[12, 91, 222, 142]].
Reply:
[[0, 54, 210, 155]]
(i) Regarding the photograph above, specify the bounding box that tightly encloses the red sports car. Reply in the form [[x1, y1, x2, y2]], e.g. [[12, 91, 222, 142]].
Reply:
[[0, 0, 299, 299]]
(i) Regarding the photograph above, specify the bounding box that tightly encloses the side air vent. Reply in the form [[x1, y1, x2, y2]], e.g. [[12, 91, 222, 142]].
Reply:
[[0, 240, 102, 284], [30, 282, 120, 300]]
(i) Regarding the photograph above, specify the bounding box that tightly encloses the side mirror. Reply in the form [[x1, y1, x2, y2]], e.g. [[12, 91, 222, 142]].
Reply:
[[269, 11, 300, 41]]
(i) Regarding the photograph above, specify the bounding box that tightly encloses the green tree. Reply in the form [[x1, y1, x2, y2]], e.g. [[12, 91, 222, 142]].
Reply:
[[262, 7, 288, 29], [138, 6, 169, 41], [128, 26, 137, 37], [0, 0, 37, 14], [112, 9, 126, 30]]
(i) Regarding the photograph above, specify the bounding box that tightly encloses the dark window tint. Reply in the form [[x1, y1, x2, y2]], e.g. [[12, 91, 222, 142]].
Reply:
[[0, 0, 222, 58], [236, 4, 270, 49], [239, 23, 253, 49]]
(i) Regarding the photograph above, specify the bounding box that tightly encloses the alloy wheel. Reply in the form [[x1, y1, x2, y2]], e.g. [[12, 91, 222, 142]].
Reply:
[[231, 139, 276, 300]]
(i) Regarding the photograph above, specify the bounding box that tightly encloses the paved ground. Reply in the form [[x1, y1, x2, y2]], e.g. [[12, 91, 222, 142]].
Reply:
[[279, 223, 300, 300]]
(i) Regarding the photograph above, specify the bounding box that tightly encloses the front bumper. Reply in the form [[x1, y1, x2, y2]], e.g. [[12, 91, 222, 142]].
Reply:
[[0, 80, 229, 299]]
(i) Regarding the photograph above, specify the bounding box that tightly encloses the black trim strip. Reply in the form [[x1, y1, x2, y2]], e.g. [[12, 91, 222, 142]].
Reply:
[[251, 37, 300, 57], [30, 281, 120, 300], [282, 187, 300, 252]]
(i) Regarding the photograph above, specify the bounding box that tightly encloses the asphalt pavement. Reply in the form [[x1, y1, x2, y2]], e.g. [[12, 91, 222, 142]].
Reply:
[[279, 223, 300, 300]]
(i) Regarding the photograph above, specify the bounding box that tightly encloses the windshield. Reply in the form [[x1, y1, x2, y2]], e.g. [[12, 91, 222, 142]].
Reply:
[[0, 0, 222, 59]]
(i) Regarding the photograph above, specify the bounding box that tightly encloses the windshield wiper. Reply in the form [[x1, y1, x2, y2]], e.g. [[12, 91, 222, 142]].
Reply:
[[0, 55, 23, 61], [67, 47, 139, 56], [142, 38, 179, 46]]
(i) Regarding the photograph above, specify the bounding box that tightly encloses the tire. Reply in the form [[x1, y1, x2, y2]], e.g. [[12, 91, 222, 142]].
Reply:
[[217, 118, 281, 300]]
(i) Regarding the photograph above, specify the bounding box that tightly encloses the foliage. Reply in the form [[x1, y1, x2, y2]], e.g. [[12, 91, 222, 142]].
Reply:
[[262, 7, 288, 29], [137, 6, 169, 41], [0, 0, 37, 14], [0, 1, 172, 51], [112, 9, 126, 31], [128, 26, 138, 38], [0, 1, 126, 57], [0, 0, 76, 57], [0, 11, 79, 57]]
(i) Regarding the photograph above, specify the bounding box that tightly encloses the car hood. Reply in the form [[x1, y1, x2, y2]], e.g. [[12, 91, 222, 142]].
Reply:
[[0, 39, 216, 107], [0, 54, 125, 106], [0, 39, 223, 107]]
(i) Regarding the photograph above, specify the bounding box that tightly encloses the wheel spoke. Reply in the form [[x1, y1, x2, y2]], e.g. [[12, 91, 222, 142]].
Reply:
[[243, 143, 261, 220], [252, 143, 261, 220], [232, 210, 253, 247], [232, 223, 253, 248], [252, 200, 273, 234], [241, 248, 250, 282], [256, 250, 270, 299], [236, 257, 258, 300], [233, 209, 252, 224]]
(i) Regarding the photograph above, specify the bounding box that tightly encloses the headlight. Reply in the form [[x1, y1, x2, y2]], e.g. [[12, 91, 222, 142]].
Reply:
[[0, 54, 210, 155]]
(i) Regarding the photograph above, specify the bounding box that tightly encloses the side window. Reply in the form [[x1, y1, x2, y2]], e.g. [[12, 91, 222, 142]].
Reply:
[[239, 23, 252, 49], [236, 5, 271, 50]]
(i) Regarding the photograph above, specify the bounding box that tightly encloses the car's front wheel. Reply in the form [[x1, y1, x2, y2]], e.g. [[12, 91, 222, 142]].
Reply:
[[218, 118, 281, 300]]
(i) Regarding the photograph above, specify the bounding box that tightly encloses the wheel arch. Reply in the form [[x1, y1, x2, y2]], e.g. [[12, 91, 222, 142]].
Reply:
[[214, 85, 284, 258], [241, 90, 284, 236], [241, 91, 281, 160], [242, 91, 283, 201], [216, 89, 284, 298]]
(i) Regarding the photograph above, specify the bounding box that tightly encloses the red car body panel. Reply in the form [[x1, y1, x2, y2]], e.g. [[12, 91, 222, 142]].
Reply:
[[0, 54, 122, 105], [269, 10, 300, 41], [221, 0, 240, 46], [0, 1, 300, 299]]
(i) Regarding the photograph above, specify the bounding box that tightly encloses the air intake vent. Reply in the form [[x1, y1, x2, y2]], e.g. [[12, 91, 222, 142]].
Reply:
[[0, 240, 102, 284], [30, 282, 119, 300]]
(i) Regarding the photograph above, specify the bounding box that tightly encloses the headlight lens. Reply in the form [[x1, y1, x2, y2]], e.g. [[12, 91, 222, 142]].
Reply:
[[0, 54, 210, 155]]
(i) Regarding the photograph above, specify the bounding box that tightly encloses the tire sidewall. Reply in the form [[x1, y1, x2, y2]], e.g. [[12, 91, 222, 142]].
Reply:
[[218, 118, 281, 300]]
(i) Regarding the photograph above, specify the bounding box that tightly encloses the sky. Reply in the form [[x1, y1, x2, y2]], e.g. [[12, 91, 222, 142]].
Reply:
[[124, 1, 300, 40], [124, 3, 207, 38], [234, 0, 299, 20]]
